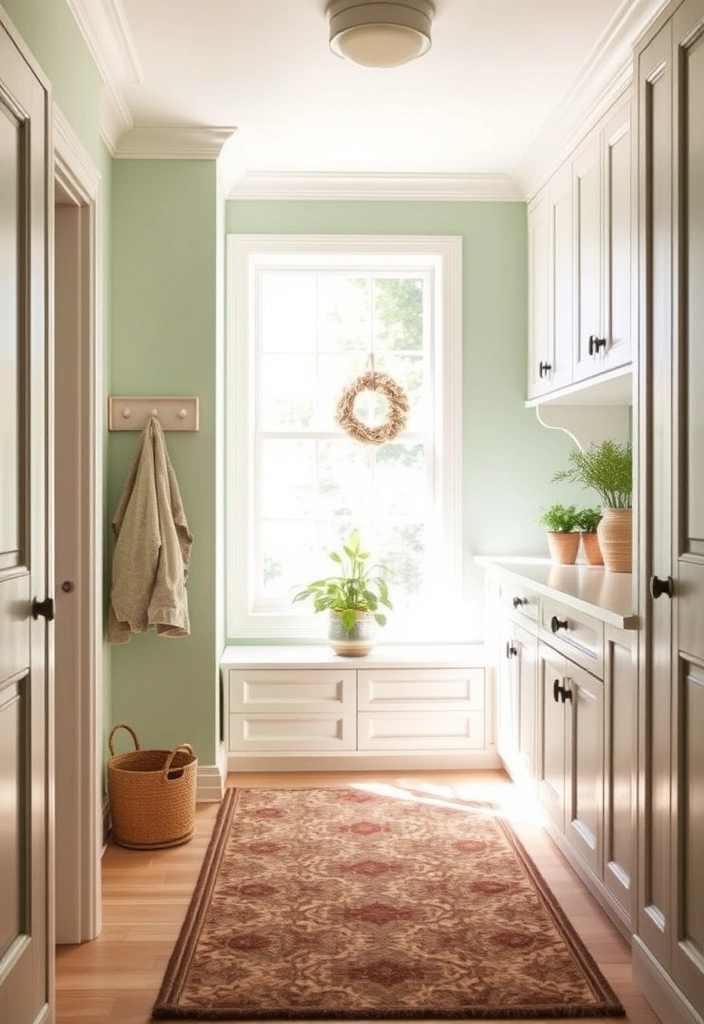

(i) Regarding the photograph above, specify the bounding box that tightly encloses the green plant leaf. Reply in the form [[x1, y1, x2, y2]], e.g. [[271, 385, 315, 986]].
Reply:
[[340, 609, 357, 631]]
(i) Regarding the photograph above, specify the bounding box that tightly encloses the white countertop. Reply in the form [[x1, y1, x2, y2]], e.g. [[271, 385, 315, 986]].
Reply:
[[220, 643, 485, 670], [475, 556, 638, 630]]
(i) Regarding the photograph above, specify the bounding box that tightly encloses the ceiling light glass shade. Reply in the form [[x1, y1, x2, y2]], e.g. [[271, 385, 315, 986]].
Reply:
[[327, 0, 433, 68]]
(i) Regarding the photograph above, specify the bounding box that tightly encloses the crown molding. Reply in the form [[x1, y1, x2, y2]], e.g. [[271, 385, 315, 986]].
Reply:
[[114, 126, 236, 159], [515, 0, 670, 200], [226, 171, 524, 202], [65, 0, 143, 84]]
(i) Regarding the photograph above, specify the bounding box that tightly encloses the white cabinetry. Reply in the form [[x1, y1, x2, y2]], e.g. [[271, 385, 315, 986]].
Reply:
[[527, 94, 633, 401], [481, 559, 636, 935], [221, 648, 491, 770]]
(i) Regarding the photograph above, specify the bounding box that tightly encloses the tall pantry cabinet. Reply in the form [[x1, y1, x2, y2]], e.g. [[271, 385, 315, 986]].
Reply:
[[635, 0, 704, 1021]]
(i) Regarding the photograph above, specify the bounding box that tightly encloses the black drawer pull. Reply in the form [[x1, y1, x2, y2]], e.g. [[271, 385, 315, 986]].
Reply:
[[512, 596, 525, 609], [551, 615, 569, 634], [649, 575, 673, 599]]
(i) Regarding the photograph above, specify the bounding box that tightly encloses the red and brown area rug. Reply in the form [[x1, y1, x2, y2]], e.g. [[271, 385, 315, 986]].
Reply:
[[152, 787, 625, 1020]]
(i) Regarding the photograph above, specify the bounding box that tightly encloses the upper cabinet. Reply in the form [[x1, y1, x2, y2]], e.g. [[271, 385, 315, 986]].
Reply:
[[527, 94, 633, 402]]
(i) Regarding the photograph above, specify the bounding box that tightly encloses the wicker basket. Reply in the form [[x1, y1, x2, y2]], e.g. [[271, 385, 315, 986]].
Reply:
[[107, 724, 197, 850]]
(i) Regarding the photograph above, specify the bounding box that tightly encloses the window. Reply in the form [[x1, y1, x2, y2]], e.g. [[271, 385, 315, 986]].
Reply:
[[227, 235, 462, 641]]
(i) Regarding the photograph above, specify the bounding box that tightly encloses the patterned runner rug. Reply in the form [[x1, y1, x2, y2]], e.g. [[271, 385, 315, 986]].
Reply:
[[153, 787, 625, 1020]]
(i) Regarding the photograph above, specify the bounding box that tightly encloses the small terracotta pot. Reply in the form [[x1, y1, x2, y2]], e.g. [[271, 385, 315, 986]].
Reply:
[[597, 508, 632, 573], [580, 531, 604, 566], [546, 532, 580, 565]]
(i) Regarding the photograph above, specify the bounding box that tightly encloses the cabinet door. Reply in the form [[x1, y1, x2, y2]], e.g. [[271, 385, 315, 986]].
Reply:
[[547, 163, 574, 392], [565, 664, 604, 877], [670, 0, 704, 1008], [538, 646, 567, 831], [637, 18, 674, 971], [573, 134, 603, 381], [496, 624, 520, 774], [603, 626, 636, 923], [527, 190, 553, 399], [602, 98, 633, 372], [516, 624, 538, 787]]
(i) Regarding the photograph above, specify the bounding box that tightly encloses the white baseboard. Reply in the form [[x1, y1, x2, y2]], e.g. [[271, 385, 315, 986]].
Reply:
[[196, 747, 228, 802], [226, 750, 502, 773], [632, 936, 703, 1024]]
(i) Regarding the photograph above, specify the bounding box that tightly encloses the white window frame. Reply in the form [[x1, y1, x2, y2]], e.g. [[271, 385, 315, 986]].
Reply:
[[226, 234, 463, 641]]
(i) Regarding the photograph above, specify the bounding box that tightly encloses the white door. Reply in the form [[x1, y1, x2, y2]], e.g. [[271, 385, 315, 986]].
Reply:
[[0, 21, 51, 1024]]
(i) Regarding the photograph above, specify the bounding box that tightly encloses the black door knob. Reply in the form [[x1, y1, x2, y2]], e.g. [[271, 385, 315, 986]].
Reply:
[[649, 575, 673, 599], [32, 597, 55, 622], [553, 678, 563, 703], [551, 615, 569, 633]]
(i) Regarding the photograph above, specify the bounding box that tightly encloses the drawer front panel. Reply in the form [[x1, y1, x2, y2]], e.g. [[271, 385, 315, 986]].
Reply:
[[228, 669, 356, 713], [540, 599, 604, 677], [229, 712, 356, 751], [358, 711, 485, 750], [357, 668, 484, 712], [497, 579, 539, 627]]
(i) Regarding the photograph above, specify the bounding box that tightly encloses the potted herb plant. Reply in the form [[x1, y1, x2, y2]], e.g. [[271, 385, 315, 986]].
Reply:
[[292, 530, 392, 656], [575, 507, 604, 566], [537, 504, 580, 565], [553, 440, 632, 572]]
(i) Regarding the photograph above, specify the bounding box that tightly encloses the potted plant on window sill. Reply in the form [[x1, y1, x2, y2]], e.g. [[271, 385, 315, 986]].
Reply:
[[553, 440, 632, 573], [537, 504, 580, 565], [292, 530, 392, 656]]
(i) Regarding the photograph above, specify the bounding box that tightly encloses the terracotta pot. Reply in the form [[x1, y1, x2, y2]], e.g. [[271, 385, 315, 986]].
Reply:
[[597, 508, 632, 573], [546, 532, 580, 565], [328, 611, 376, 657], [580, 531, 604, 566]]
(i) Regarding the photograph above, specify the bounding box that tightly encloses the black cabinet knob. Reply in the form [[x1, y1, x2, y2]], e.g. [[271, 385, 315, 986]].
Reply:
[[650, 575, 674, 599], [553, 678, 562, 703], [512, 596, 525, 609], [588, 335, 607, 355], [539, 361, 552, 378], [561, 687, 573, 703], [32, 597, 55, 622], [506, 641, 518, 659], [551, 615, 569, 633]]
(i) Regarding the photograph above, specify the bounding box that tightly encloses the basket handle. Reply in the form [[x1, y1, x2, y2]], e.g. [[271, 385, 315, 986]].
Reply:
[[162, 743, 195, 782], [108, 723, 140, 756]]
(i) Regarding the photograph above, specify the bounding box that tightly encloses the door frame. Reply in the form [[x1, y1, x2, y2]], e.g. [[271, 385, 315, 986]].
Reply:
[[53, 106, 103, 944]]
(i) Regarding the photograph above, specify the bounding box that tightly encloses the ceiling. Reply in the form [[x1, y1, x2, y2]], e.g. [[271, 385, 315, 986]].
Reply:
[[70, 0, 667, 198]]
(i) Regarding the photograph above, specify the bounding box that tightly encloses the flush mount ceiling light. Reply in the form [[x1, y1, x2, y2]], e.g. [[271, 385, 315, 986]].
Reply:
[[327, 0, 434, 68]]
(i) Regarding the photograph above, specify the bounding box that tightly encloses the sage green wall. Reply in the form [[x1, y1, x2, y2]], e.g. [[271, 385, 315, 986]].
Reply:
[[109, 160, 221, 763], [226, 201, 577, 637], [2, 0, 102, 164]]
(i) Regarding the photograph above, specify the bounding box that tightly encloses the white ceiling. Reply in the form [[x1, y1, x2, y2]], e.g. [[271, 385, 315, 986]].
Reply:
[[71, 0, 667, 197]]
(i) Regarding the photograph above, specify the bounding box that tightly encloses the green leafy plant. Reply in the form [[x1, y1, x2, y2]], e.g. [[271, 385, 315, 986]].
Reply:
[[552, 440, 632, 508], [575, 507, 603, 533], [291, 530, 392, 632], [537, 504, 580, 533]]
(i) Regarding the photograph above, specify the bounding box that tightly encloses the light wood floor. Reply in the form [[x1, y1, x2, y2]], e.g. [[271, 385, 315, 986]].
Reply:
[[55, 770, 661, 1024]]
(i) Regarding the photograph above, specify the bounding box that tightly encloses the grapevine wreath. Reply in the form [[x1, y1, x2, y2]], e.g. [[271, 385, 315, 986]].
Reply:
[[335, 368, 409, 446]]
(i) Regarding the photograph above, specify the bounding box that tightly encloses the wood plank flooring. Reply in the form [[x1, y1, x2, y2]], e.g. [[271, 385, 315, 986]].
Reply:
[[55, 770, 662, 1024]]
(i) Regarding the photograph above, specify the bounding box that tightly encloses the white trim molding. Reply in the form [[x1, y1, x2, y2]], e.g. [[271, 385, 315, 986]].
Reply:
[[196, 758, 226, 803], [114, 125, 236, 160], [53, 103, 103, 945], [227, 171, 523, 202], [515, 0, 670, 199]]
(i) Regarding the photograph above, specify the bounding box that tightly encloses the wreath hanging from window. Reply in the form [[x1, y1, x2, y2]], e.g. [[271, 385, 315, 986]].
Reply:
[[335, 362, 409, 446]]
